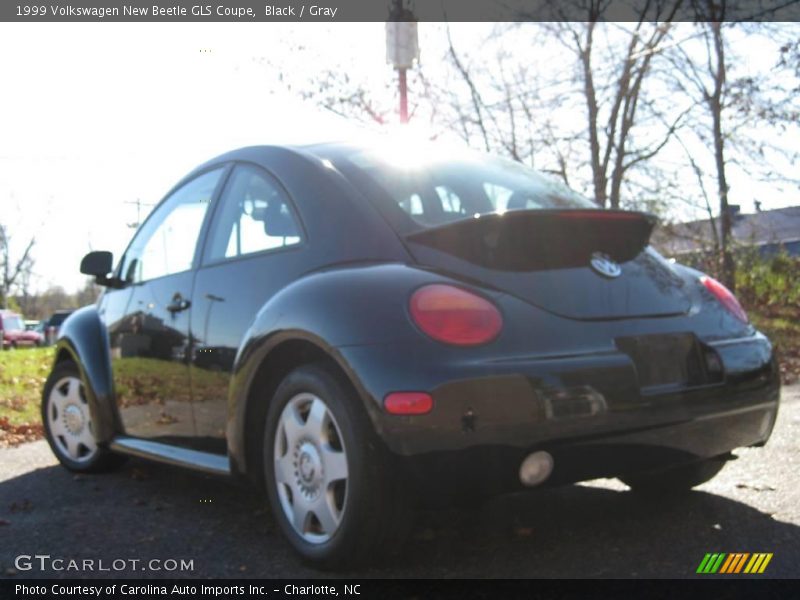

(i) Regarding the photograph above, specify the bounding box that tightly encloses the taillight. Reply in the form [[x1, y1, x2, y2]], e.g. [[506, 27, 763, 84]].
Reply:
[[700, 276, 748, 323], [384, 392, 433, 415], [409, 284, 503, 346]]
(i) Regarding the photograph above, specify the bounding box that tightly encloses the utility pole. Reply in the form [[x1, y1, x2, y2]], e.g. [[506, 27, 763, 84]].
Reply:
[[398, 67, 408, 124], [386, 1, 419, 124]]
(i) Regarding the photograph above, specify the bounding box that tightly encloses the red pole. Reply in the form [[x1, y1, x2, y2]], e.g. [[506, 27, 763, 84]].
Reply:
[[399, 67, 408, 124]]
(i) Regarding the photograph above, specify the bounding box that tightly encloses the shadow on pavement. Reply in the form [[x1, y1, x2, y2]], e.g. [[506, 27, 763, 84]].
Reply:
[[0, 457, 797, 578]]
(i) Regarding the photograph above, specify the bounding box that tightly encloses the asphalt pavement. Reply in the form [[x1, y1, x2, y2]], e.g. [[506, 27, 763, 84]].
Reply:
[[1, 385, 798, 579]]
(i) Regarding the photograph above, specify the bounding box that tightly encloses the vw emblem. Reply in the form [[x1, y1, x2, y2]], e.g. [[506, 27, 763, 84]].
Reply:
[[590, 252, 622, 278]]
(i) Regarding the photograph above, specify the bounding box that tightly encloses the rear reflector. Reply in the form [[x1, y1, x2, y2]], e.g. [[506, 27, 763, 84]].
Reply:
[[384, 392, 433, 415], [700, 276, 749, 323], [409, 284, 503, 346]]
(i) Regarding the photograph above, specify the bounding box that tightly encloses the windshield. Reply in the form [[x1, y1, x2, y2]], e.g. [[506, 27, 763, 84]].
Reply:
[[2, 316, 24, 331], [328, 144, 596, 234]]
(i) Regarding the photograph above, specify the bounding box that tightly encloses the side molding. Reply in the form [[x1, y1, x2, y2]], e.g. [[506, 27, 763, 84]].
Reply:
[[111, 437, 231, 476]]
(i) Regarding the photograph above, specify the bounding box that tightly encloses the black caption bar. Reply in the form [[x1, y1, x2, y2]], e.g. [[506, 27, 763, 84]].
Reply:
[[4, 579, 799, 600], [2, 0, 799, 22]]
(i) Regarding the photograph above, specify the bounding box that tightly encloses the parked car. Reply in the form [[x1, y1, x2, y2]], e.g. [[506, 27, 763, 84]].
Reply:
[[1, 310, 44, 348], [25, 319, 40, 331], [42, 142, 780, 568], [41, 310, 74, 345]]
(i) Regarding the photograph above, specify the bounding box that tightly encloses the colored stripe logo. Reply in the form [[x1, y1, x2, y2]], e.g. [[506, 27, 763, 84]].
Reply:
[[696, 553, 773, 574]]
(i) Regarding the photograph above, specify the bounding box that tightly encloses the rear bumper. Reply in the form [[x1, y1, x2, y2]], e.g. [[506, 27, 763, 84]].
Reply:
[[340, 331, 780, 484]]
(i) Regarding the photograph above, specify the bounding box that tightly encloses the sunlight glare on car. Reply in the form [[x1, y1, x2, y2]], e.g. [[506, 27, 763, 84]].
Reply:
[[368, 125, 474, 171]]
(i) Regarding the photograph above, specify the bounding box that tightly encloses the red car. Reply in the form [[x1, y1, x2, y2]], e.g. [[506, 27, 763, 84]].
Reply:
[[0, 310, 44, 349]]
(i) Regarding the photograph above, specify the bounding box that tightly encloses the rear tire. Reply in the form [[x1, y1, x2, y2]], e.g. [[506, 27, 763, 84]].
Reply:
[[262, 363, 411, 569], [620, 458, 727, 494], [42, 362, 125, 473]]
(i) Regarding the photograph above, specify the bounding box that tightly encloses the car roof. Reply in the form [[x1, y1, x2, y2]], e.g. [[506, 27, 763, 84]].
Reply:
[[133, 140, 412, 274], [190, 134, 457, 174]]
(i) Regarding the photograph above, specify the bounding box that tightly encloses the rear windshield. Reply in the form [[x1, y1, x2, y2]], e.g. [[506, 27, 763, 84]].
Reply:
[[328, 144, 595, 234]]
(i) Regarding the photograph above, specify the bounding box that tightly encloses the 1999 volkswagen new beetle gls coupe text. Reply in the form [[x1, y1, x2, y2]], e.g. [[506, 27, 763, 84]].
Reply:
[[43, 141, 780, 567]]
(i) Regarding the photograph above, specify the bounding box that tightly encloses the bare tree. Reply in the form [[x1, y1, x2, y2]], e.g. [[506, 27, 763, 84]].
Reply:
[[434, 16, 691, 210], [267, 19, 796, 241], [671, 17, 752, 290], [255, 38, 429, 129], [0, 224, 35, 310], [550, 1, 689, 208], [75, 277, 101, 307], [707, 18, 736, 290]]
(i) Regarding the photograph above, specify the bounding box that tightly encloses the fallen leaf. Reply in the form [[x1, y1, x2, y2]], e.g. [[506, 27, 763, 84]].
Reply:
[[735, 483, 776, 492]]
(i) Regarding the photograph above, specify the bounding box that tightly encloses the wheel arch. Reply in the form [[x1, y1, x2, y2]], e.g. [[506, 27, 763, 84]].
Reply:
[[224, 263, 445, 479], [52, 305, 122, 443], [229, 333, 381, 482]]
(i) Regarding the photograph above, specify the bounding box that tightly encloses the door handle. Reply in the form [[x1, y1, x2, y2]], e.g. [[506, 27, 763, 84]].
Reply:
[[167, 294, 191, 313]]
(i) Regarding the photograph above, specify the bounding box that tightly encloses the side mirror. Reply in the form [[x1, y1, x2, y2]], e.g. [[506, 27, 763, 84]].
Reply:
[[80, 251, 122, 288], [80, 251, 113, 277]]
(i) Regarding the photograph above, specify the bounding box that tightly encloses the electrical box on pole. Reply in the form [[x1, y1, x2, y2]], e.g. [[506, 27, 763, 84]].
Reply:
[[386, 21, 419, 70], [386, 17, 419, 123]]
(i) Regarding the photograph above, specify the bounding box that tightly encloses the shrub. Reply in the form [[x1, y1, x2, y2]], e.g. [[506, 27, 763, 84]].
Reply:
[[735, 248, 800, 314]]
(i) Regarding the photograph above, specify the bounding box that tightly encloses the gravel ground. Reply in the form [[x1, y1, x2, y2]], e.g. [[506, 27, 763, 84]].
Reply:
[[1, 385, 797, 579]]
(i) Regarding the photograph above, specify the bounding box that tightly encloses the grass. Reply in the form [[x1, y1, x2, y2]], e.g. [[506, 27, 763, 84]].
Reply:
[[0, 348, 229, 446], [0, 347, 51, 425], [0, 347, 51, 446], [750, 307, 800, 385]]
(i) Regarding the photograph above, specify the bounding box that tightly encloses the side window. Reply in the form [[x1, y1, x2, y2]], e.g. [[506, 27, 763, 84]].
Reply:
[[204, 165, 302, 263], [483, 182, 514, 212], [435, 185, 464, 215], [398, 193, 423, 216], [122, 169, 222, 283]]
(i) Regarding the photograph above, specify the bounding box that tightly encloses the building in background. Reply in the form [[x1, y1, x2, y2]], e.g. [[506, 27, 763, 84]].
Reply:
[[654, 205, 800, 258]]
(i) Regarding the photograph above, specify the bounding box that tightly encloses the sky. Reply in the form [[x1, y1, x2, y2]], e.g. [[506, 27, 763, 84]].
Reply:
[[0, 22, 797, 295], [0, 23, 392, 294]]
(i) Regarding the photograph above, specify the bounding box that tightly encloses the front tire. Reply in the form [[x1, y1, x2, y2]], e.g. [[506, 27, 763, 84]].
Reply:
[[620, 458, 727, 494], [42, 362, 124, 473], [263, 363, 410, 569]]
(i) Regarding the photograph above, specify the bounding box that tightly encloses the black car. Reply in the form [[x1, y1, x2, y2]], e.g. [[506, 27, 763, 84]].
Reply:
[[42, 309, 75, 345], [43, 141, 780, 568]]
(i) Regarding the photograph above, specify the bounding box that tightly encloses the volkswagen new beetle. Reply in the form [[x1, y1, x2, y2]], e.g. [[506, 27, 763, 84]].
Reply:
[[42, 141, 780, 567]]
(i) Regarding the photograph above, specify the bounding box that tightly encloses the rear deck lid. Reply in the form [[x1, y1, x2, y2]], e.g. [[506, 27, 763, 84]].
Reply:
[[406, 209, 691, 320]]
